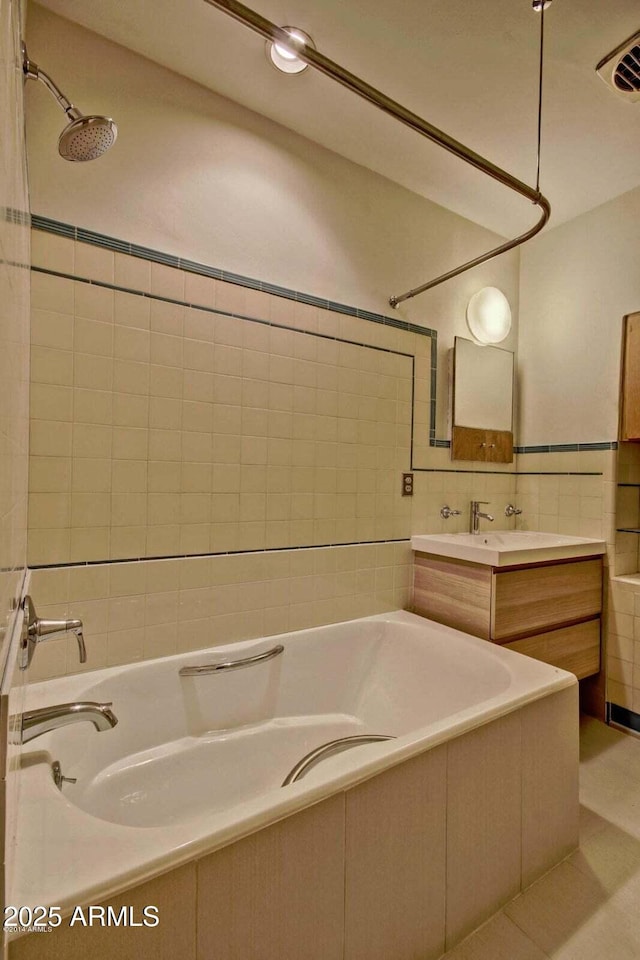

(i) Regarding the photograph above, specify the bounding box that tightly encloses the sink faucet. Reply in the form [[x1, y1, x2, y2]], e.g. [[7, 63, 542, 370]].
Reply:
[[19, 595, 86, 671], [470, 500, 494, 535], [15, 701, 118, 744]]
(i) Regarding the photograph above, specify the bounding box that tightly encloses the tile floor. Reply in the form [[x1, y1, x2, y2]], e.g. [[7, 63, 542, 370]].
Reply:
[[441, 716, 640, 960]]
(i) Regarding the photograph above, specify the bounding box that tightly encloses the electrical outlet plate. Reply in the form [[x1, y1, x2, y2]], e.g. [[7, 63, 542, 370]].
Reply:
[[402, 473, 414, 496]]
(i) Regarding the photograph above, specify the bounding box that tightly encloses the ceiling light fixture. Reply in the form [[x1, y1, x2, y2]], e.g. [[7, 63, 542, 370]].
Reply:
[[266, 27, 314, 74], [531, 1, 552, 10], [466, 287, 512, 344]]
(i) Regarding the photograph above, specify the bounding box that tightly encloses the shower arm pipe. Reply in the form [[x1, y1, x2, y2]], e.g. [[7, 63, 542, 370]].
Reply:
[[202, 0, 550, 308], [22, 43, 81, 121]]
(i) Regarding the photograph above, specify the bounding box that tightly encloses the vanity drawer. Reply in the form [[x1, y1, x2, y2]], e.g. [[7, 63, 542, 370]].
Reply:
[[491, 558, 602, 641], [503, 619, 600, 680]]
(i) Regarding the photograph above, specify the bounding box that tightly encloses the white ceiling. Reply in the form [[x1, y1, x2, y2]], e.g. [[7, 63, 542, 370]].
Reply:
[[33, 0, 640, 237]]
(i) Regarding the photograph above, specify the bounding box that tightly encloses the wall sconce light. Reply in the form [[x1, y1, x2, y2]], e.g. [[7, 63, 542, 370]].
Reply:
[[466, 287, 512, 344], [266, 28, 315, 74]]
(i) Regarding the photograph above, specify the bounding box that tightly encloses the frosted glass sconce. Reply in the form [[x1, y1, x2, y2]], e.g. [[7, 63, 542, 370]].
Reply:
[[466, 287, 512, 344]]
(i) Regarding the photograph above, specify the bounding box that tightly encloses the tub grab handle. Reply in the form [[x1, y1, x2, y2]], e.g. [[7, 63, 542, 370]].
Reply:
[[282, 734, 395, 787], [179, 643, 284, 676]]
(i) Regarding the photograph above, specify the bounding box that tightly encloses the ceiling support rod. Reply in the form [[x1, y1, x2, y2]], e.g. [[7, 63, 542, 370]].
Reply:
[[203, 0, 551, 308]]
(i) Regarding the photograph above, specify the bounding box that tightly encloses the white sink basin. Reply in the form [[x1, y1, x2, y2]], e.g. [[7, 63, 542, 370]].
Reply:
[[411, 531, 606, 567]]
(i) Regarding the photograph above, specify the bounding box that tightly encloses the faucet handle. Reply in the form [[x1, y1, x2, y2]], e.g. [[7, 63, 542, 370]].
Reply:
[[505, 503, 523, 517], [440, 505, 462, 519], [20, 596, 86, 671]]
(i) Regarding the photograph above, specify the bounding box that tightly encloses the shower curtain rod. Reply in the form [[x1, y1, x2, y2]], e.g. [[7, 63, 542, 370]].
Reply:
[[203, 0, 551, 308]]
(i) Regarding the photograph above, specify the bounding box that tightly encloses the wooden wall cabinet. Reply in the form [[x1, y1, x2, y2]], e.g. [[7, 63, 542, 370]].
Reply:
[[451, 426, 513, 464], [621, 311, 640, 441], [413, 552, 602, 679]]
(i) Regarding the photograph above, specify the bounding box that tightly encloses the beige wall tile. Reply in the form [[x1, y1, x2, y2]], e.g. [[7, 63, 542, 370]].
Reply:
[[74, 281, 114, 323], [75, 241, 114, 283], [31, 307, 73, 350], [115, 289, 151, 329], [31, 231, 74, 273], [115, 253, 152, 293]]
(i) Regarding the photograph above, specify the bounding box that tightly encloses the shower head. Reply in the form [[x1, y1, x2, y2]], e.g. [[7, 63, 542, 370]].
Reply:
[[22, 42, 117, 162], [58, 115, 118, 162]]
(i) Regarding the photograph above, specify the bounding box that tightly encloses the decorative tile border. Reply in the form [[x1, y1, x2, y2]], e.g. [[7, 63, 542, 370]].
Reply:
[[31, 214, 444, 452], [30, 538, 412, 571], [29, 212, 617, 466], [516, 442, 618, 454], [30, 213, 438, 338]]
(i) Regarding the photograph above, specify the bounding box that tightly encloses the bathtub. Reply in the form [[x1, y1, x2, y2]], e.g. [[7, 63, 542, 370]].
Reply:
[[10, 611, 579, 958]]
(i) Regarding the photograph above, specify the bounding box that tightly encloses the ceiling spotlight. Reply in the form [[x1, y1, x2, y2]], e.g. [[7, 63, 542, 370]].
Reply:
[[532, 1, 552, 10], [267, 27, 314, 74]]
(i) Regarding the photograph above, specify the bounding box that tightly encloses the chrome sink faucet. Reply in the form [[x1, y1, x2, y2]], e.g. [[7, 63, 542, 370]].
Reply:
[[470, 500, 494, 535], [19, 595, 86, 671], [15, 701, 118, 744]]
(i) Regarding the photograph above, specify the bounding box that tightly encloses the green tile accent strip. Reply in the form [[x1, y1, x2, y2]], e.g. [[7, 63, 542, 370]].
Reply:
[[28, 211, 619, 459], [30, 213, 437, 338], [515, 442, 617, 453]]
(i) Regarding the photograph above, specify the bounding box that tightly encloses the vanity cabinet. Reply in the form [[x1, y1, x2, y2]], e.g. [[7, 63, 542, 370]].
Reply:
[[412, 553, 602, 679]]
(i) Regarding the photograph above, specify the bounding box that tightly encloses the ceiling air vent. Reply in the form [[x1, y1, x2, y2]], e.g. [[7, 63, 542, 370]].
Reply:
[[596, 30, 640, 101]]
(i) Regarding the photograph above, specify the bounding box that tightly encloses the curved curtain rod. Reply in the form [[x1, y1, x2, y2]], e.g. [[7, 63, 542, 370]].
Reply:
[[202, 0, 551, 308]]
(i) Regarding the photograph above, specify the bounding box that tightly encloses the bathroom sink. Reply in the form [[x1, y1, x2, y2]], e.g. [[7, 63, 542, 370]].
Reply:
[[410, 531, 606, 567]]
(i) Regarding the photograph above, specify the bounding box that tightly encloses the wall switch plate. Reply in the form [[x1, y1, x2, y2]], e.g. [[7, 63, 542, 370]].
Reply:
[[402, 472, 414, 496]]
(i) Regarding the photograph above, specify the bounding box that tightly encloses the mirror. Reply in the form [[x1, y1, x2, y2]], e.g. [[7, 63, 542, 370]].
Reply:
[[451, 337, 514, 462]]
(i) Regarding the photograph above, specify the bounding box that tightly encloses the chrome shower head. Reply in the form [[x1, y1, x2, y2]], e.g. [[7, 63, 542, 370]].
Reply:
[[58, 114, 117, 162], [22, 42, 118, 162]]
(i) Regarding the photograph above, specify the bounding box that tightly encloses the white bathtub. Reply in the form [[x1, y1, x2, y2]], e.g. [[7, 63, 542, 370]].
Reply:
[[11, 610, 577, 926]]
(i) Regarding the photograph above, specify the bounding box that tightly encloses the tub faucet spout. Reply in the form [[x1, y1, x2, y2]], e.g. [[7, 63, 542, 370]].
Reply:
[[470, 500, 494, 535], [16, 701, 118, 744]]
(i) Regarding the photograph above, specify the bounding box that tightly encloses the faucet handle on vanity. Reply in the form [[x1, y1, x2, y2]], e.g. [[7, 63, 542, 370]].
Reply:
[[19, 595, 86, 671], [505, 504, 523, 517], [440, 505, 462, 520]]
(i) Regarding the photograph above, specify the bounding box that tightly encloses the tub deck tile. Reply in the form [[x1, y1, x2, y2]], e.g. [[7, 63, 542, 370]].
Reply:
[[445, 712, 522, 949], [195, 794, 345, 960], [8, 862, 196, 960], [521, 686, 579, 887], [344, 745, 447, 960]]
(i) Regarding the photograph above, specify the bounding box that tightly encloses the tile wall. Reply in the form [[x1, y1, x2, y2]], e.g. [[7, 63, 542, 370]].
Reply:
[[514, 450, 615, 545], [515, 448, 616, 718], [27, 543, 412, 682], [604, 443, 640, 715], [0, 0, 30, 937], [28, 235, 420, 564], [0, 0, 29, 660], [27, 224, 522, 681]]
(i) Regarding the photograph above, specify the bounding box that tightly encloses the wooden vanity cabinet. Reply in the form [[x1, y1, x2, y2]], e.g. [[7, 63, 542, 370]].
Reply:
[[412, 552, 602, 679]]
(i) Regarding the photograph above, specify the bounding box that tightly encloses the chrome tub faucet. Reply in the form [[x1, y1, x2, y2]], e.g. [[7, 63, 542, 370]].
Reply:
[[19, 595, 85, 671], [470, 500, 494, 535], [16, 701, 118, 745]]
